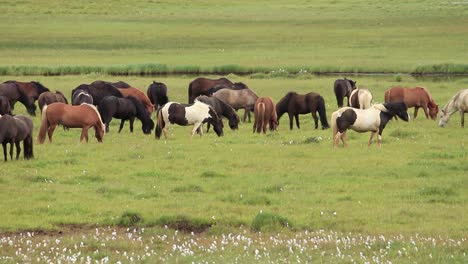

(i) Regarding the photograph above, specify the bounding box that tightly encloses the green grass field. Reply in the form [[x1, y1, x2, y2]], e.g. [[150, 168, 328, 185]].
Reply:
[[0, 74, 466, 262]]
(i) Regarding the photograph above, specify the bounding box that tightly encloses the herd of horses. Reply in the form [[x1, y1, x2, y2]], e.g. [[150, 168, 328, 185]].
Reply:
[[0, 77, 467, 161]]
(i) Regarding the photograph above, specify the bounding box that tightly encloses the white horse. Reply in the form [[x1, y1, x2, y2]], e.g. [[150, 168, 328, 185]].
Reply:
[[155, 101, 224, 139], [331, 102, 409, 148], [349, 88, 373, 109], [439, 89, 468, 128]]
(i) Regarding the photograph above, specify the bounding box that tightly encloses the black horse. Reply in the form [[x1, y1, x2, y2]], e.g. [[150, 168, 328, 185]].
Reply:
[[0, 115, 34, 161], [71, 81, 123, 106], [0, 82, 36, 115], [98, 96, 154, 134], [71, 89, 93, 105], [0, 96, 12, 115], [195, 95, 240, 131], [334, 78, 357, 108], [207, 82, 249, 95], [147, 81, 169, 108], [276, 92, 329, 130]]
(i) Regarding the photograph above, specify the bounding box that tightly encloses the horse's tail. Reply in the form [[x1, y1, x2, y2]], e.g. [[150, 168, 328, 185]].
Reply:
[[255, 102, 265, 133], [317, 96, 330, 129], [84, 103, 105, 135], [155, 107, 164, 139], [37, 105, 49, 144], [24, 135, 33, 159], [384, 89, 390, 103], [188, 82, 194, 103]]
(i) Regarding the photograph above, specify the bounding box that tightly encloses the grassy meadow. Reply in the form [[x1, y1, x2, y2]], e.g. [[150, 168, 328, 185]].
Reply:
[[0, 74, 467, 262]]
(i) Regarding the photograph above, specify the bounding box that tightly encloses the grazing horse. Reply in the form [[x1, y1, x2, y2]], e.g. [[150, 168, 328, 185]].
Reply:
[[3, 80, 50, 101], [38, 103, 105, 143], [384, 86, 439, 120], [155, 101, 224, 139], [0, 115, 34, 161], [334, 78, 357, 108], [118, 87, 154, 114], [195, 95, 240, 131], [98, 96, 154, 134], [253, 97, 278, 133], [188, 77, 233, 103], [276, 92, 329, 130], [439, 89, 468, 128], [0, 82, 37, 115], [105, 81, 131, 88], [212, 88, 259, 122], [0, 96, 12, 115], [349, 88, 373, 109], [72, 89, 93, 105], [147, 81, 169, 108], [207, 82, 249, 95], [331, 102, 409, 148], [71, 81, 123, 106], [38, 91, 68, 113]]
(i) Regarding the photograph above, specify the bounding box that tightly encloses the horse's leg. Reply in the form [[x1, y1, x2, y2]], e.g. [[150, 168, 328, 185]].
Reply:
[[118, 119, 126, 133], [262, 121, 267, 134], [341, 131, 348, 147], [2, 143, 7, 161], [206, 123, 211, 133], [288, 113, 294, 130], [295, 114, 300, 129], [461, 111, 465, 128], [311, 112, 318, 129], [80, 127, 89, 143], [9, 141, 14, 160], [47, 124, 57, 143], [334, 132, 341, 148], [368, 131, 376, 146], [377, 132, 383, 147], [413, 107, 419, 119], [15, 141, 21, 160], [422, 106, 429, 119], [191, 123, 202, 138], [129, 117, 135, 133]]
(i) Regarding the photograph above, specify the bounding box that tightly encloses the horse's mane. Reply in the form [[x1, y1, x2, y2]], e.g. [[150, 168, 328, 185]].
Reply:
[[82, 103, 105, 134], [372, 103, 388, 112], [32, 81, 50, 92], [416, 86, 434, 102], [55, 90, 68, 104], [127, 96, 148, 117]]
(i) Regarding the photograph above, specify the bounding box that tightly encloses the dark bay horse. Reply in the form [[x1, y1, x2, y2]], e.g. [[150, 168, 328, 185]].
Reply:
[[3, 80, 50, 102], [71, 81, 123, 106], [0, 82, 36, 115], [118, 87, 154, 114], [156, 101, 223, 139], [0, 96, 12, 115], [253, 97, 278, 133], [276, 92, 329, 130], [38, 103, 105, 143], [195, 95, 240, 131], [98, 96, 154, 134], [384, 86, 439, 120], [331, 102, 409, 147], [147, 81, 169, 108], [38, 91, 68, 113], [212, 88, 258, 122], [188, 77, 233, 103], [334, 78, 357, 108], [72, 89, 93, 105], [0, 115, 34, 161]]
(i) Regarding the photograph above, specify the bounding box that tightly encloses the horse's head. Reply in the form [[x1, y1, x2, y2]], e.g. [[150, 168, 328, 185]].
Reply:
[[95, 123, 105, 142], [228, 114, 240, 130], [386, 101, 409, 121], [142, 119, 155, 134], [208, 106, 224, 136], [428, 101, 439, 120], [439, 109, 450, 127], [26, 101, 37, 116]]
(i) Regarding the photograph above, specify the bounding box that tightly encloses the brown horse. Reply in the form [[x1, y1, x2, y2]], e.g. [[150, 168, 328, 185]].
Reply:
[[118, 87, 154, 114], [0, 82, 37, 115], [0, 115, 34, 161], [38, 91, 68, 112], [188, 77, 233, 103], [38, 103, 105, 144], [0, 96, 12, 115], [384, 86, 439, 120], [276, 92, 329, 130], [253, 97, 278, 133], [212, 88, 259, 122]]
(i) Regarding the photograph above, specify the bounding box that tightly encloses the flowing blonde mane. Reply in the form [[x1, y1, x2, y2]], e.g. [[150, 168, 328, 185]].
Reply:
[[372, 103, 388, 112], [81, 103, 106, 134]]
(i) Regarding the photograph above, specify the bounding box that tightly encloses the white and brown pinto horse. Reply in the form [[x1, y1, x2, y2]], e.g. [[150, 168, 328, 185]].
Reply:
[[439, 89, 468, 128], [331, 102, 409, 148], [349, 88, 373, 109], [155, 101, 224, 139]]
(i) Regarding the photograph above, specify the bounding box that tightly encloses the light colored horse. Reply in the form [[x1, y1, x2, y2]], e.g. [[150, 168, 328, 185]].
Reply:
[[331, 102, 409, 148], [439, 89, 468, 128], [349, 88, 373, 109], [213, 88, 259, 122]]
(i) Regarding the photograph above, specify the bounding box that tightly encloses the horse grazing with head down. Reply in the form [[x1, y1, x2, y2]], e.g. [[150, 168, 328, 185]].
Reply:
[[38, 91, 68, 113], [331, 102, 409, 148], [38, 103, 105, 143], [334, 78, 357, 108], [253, 97, 277, 133], [117, 87, 154, 114], [147, 81, 169, 108], [0, 82, 37, 115], [0, 96, 12, 115], [98, 96, 154, 134], [188, 77, 233, 103], [206, 82, 249, 95], [439, 89, 468, 128], [349, 88, 373, 109], [276, 92, 329, 130], [155, 101, 224, 139], [195, 96, 240, 131], [384, 86, 438, 120], [212, 88, 258, 122], [0, 114, 34, 161], [71, 81, 123, 106]]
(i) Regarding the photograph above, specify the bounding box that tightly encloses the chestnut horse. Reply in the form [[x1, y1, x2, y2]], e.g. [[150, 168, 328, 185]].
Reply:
[[0, 114, 34, 161], [0, 82, 37, 115], [253, 97, 278, 133], [118, 87, 154, 114], [38, 91, 68, 113], [384, 86, 438, 120], [439, 89, 468, 128], [38, 103, 105, 143], [188, 77, 233, 103]]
